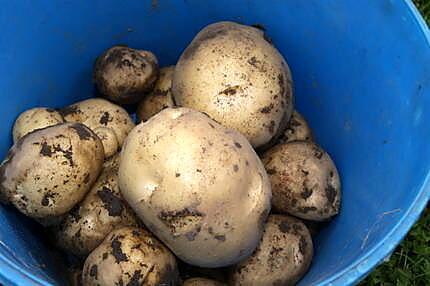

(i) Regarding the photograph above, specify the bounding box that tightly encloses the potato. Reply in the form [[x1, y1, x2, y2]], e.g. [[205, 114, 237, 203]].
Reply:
[[0, 123, 104, 225], [60, 98, 135, 158], [82, 227, 179, 286], [229, 215, 313, 286], [137, 66, 175, 122], [261, 141, 341, 221], [178, 260, 228, 283], [93, 46, 159, 104], [172, 21, 293, 148], [279, 110, 313, 143], [119, 107, 271, 267], [54, 155, 139, 256], [12, 107, 64, 143], [184, 278, 225, 286]]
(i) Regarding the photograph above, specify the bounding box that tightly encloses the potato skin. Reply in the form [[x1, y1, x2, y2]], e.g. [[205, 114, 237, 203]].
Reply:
[[279, 110, 313, 143], [60, 98, 135, 158], [262, 141, 341, 221], [229, 215, 313, 286], [82, 227, 179, 286], [93, 46, 159, 104], [137, 66, 175, 122], [0, 123, 104, 225], [119, 107, 271, 267], [12, 107, 64, 143], [54, 155, 139, 256], [184, 278, 225, 286], [172, 21, 293, 148]]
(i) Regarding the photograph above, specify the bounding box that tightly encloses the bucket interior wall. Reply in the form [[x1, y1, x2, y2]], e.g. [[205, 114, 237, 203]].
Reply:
[[0, 1, 429, 285]]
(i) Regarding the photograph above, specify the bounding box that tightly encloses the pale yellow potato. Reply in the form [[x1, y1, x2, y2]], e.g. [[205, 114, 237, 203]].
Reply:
[[54, 155, 138, 256], [137, 66, 175, 122], [61, 98, 135, 158], [279, 110, 313, 143], [12, 107, 64, 143], [172, 21, 293, 148], [0, 123, 104, 225], [119, 107, 271, 267]]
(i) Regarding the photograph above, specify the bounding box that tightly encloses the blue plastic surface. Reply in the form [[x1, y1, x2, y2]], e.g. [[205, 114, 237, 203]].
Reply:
[[0, 0, 429, 285]]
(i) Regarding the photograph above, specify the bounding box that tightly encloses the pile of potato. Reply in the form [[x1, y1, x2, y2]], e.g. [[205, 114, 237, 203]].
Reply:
[[0, 21, 341, 286]]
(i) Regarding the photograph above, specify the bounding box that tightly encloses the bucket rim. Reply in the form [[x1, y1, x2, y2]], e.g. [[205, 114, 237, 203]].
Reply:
[[0, 1, 429, 285]]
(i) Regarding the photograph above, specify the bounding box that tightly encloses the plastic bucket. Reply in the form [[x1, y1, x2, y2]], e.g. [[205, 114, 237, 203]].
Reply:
[[0, 1, 429, 285]]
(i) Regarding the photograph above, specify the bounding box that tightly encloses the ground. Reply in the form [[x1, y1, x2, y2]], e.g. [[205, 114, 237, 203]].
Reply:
[[360, 1, 430, 285]]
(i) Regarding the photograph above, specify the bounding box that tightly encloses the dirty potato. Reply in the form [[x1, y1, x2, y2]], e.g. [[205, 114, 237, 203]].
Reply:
[[229, 215, 313, 286], [137, 66, 175, 122], [60, 98, 135, 158], [261, 141, 341, 221], [54, 155, 138, 256], [12, 107, 64, 143], [172, 21, 293, 148], [0, 123, 104, 225], [119, 107, 271, 267], [184, 278, 225, 286], [82, 227, 179, 286], [93, 46, 159, 104], [279, 110, 313, 143]]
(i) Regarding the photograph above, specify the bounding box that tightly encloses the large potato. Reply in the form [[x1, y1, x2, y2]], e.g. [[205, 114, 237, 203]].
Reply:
[[54, 155, 139, 256], [261, 141, 341, 221], [172, 21, 293, 148], [119, 107, 271, 267], [0, 123, 104, 225], [82, 227, 179, 286], [60, 98, 135, 158]]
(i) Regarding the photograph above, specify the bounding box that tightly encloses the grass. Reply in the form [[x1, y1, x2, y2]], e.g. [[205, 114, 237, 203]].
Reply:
[[360, 207, 430, 285], [360, 1, 430, 285]]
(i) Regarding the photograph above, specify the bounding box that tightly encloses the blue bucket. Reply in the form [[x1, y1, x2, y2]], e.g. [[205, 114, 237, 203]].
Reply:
[[0, 1, 429, 285]]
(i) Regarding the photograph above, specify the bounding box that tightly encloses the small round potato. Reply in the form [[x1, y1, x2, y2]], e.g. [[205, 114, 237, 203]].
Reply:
[[119, 107, 271, 267], [172, 21, 293, 148], [184, 278, 225, 286], [261, 141, 341, 221], [55, 155, 139, 256], [279, 110, 313, 143], [82, 227, 179, 286], [60, 98, 135, 158], [0, 123, 104, 225], [137, 66, 175, 122], [93, 46, 159, 104], [229, 215, 313, 286], [12, 107, 64, 143]]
